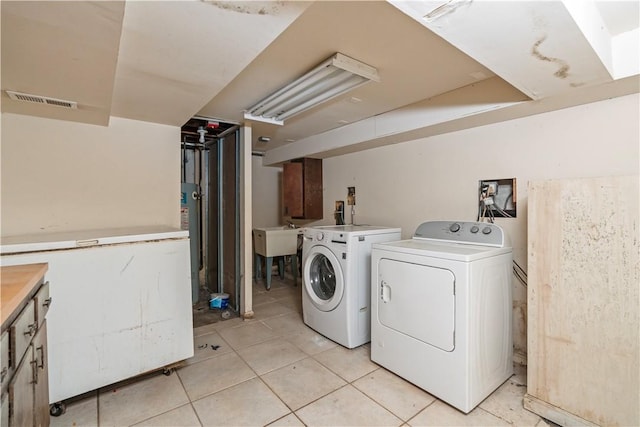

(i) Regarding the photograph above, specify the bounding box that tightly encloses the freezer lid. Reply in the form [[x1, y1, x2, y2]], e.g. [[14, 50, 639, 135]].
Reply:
[[1, 226, 188, 254]]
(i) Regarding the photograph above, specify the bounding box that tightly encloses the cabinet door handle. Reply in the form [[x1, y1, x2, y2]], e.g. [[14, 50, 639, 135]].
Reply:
[[36, 345, 45, 369], [24, 323, 36, 337], [43, 297, 52, 308], [77, 239, 99, 247], [30, 359, 38, 384]]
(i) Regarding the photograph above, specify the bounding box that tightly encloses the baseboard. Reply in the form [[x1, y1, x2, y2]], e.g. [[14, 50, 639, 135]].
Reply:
[[523, 394, 599, 427], [513, 350, 527, 366]]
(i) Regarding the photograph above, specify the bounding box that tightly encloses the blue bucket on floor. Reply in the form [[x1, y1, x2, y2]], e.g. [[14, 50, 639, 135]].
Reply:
[[209, 293, 229, 309]]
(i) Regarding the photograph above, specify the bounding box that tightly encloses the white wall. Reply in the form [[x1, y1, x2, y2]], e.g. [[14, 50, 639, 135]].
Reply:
[[251, 155, 281, 228], [251, 93, 640, 358], [1, 113, 181, 236]]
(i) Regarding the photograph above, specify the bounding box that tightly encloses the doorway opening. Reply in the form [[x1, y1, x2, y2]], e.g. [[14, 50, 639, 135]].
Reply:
[[180, 116, 241, 327]]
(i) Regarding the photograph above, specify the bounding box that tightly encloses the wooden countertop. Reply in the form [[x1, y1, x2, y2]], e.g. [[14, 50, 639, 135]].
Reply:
[[1, 263, 48, 326]]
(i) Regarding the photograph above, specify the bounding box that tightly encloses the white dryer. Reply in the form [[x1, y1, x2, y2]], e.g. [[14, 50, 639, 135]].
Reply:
[[371, 221, 513, 413], [302, 225, 401, 348]]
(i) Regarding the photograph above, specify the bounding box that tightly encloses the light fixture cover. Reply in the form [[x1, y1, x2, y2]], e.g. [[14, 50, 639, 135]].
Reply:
[[244, 53, 379, 125]]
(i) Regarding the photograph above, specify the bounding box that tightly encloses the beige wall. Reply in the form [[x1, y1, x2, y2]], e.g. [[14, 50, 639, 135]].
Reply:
[[1, 113, 180, 236], [251, 155, 281, 228], [252, 93, 640, 358]]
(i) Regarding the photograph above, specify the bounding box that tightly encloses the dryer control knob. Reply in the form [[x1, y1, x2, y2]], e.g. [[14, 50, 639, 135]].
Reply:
[[449, 223, 461, 233], [482, 226, 492, 235], [316, 232, 324, 241], [470, 225, 479, 233]]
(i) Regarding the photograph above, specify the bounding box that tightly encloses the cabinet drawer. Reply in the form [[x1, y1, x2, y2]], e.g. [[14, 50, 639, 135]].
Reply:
[[0, 332, 8, 392], [8, 347, 34, 427], [34, 281, 51, 327], [33, 323, 48, 427], [10, 300, 36, 369], [1, 393, 8, 427]]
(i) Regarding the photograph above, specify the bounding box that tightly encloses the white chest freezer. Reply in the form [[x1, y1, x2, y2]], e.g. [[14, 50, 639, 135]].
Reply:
[[1, 226, 194, 404]]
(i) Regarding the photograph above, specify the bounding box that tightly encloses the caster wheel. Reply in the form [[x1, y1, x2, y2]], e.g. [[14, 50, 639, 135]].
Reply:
[[162, 368, 173, 376], [50, 402, 65, 417], [221, 310, 231, 320]]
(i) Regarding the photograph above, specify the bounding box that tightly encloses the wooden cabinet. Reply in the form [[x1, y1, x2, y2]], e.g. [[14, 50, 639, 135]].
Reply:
[[283, 158, 323, 220], [1, 263, 50, 427], [32, 324, 48, 427], [525, 175, 639, 426]]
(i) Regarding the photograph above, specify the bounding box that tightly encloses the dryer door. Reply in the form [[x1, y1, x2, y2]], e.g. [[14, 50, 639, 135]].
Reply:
[[303, 245, 344, 312], [377, 258, 455, 351]]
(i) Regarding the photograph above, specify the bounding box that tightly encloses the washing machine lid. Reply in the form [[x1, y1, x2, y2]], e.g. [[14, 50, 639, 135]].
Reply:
[[307, 225, 401, 235], [373, 239, 511, 262]]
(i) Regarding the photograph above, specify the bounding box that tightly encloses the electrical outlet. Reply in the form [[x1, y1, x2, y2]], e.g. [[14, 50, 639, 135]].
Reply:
[[486, 181, 498, 196]]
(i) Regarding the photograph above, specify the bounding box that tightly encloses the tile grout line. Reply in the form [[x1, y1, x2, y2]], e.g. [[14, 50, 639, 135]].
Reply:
[[213, 319, 376, 424], [405, 397, 439, 426], [349, 368, 435, 424], [174, 363, 205, 427]]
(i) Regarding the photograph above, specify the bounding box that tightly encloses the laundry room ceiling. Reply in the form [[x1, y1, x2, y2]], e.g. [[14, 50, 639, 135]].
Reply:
[[2, 1, 638, 163]]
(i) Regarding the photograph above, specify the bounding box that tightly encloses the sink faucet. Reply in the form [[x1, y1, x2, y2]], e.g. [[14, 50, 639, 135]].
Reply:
[[287, 220, 297, 229]]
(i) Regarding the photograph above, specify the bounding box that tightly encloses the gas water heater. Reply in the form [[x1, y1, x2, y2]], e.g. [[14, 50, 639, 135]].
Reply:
[[181, 182, 200, 303]]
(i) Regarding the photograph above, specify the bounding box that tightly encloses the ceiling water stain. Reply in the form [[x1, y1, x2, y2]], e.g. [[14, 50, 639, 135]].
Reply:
[[203, 1, 283, 15], [531, 35, 570, 79]]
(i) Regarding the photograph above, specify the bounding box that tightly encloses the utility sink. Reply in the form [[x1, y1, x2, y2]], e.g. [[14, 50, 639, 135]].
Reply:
[[253, 226, 302, 257]]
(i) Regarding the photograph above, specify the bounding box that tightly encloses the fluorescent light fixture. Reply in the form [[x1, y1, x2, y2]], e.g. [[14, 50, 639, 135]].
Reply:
[[244, 53, 379, 126]]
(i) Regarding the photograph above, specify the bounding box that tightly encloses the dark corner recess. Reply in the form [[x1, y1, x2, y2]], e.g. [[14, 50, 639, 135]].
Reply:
[[181, 117, 237, 145]]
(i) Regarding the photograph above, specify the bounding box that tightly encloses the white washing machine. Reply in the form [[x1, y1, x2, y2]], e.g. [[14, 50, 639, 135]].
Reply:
[[302, 225, 401, 348], [371, 221, 513, 413]]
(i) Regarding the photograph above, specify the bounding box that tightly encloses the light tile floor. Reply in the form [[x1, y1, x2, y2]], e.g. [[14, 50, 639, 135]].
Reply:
[[51, 276, 550, 427]]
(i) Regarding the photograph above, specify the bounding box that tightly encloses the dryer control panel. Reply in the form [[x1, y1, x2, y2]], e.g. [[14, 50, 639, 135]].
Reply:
[[413, 221, 507, 247]]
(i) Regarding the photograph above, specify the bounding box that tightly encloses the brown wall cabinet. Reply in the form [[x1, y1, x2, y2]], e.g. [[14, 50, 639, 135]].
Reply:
[[283, 158, 323, 220]]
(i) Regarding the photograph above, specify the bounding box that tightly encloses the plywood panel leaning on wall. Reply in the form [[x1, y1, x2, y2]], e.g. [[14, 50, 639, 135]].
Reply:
[[525, 175, 639, 427]]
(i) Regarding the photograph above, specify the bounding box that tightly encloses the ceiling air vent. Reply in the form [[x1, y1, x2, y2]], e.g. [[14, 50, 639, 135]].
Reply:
[[5, 90, 77, 109]]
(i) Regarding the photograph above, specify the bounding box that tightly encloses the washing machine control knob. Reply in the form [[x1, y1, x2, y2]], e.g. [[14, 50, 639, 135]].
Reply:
[[470, 225, 479, 234], [482, 226, 492, 235], [449, 223, 461, 233], [316, 232, 324, 241]]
